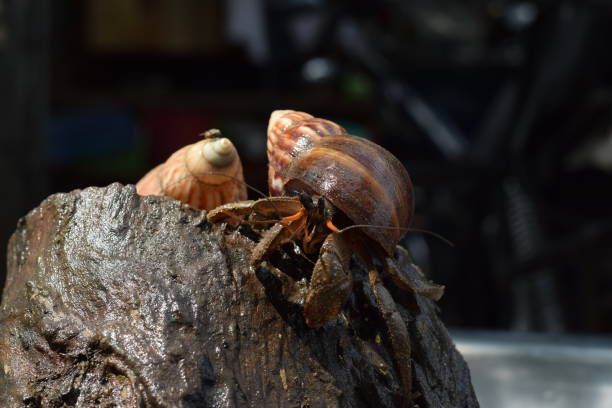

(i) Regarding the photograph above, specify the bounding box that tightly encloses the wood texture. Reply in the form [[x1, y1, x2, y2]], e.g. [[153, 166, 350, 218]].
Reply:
[[0, 184, 479, 407]]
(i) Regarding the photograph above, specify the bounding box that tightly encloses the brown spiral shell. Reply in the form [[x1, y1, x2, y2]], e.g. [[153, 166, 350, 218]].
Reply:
[[136, 130, 247, 210], [267, 110, 414, 255]]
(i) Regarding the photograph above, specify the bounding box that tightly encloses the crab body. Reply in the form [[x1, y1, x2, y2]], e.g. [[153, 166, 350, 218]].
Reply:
[[208, 110, 445, 405]]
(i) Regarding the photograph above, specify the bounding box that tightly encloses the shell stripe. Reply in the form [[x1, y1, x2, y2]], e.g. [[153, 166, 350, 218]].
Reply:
[[298, 146, 401, 244], [267, 114, 348, 195], [145, 138, 246, 210]]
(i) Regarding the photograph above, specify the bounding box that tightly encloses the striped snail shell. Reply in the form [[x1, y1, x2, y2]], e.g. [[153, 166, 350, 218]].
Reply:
[[136, 129, 247, 211], [267, 110, 414, 255], [267, 110, 348, 196]]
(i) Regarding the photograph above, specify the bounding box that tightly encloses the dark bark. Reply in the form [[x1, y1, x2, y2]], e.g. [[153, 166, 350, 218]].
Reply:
[[0, 184, 479, 407]]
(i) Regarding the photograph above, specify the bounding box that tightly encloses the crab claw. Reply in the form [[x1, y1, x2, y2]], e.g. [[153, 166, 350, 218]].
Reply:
[[303, 233, 352, 328]]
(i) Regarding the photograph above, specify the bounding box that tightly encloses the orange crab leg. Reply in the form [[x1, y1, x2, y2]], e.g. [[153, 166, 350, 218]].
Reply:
[[281, 208, 306, 224], [326, 220, 341, 233]]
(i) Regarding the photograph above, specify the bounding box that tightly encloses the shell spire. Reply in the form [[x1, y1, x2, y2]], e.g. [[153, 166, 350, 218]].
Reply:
[[136, 129, 247, 210], [266, 110, 348, 196]]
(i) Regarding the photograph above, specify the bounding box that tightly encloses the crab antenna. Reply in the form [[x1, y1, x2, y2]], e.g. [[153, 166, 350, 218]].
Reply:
[[335, 224, 455, 247], [149, 170, 297, 220], [158, 170, 269, 199]]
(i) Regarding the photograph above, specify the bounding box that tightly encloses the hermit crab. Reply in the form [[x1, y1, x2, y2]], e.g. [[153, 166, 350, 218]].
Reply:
[[136, 129, 247, 211], [208, 110, 444, 404]]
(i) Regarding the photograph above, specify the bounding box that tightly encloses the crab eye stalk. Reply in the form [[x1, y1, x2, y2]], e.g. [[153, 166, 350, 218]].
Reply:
[[297, 191, 317, 210]]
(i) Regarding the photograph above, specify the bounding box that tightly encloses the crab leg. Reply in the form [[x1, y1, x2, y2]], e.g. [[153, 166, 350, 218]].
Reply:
[[368, 266, 413, 407], [386, 246, 444, 301], [303, 233, 352, 328], [280, 207, 306, 223], [251, 224, 291, 265], [207, 200, 256, 224]]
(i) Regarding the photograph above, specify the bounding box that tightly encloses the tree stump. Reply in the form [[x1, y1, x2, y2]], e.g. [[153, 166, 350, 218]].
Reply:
[[0, 184, 479, 407]]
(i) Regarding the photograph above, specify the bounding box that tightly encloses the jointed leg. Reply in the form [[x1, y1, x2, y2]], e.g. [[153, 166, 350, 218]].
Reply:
[[215, 209, 247, 228], [303, 233, 352, 328], [251, 224, 291, 265], [368, 266, 413, 408], [280, 207, 306, 223], [385, 247, 444, 301], [250, 216, 309, 265]]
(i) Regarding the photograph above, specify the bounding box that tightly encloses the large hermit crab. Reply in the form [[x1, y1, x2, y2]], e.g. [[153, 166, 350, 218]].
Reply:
[[208, 110, 444, 404]]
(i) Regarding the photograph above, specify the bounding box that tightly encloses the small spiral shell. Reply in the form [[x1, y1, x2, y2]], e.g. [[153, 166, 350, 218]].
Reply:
[[267, 110, 348, 196], [136, 129, 247, 210]]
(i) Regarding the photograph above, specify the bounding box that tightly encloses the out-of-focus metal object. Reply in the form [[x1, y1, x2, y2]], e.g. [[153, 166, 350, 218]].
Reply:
[[504, 2, 539, 30], [568, 128, 612, 172], [504, 178, 564, 332], [337, 20, 468, 160], [302, 57, 335, 83], [454, 331, 612, 408]]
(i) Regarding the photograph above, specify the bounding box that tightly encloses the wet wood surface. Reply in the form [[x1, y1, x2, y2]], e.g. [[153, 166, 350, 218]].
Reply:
[[0, 184, 479, 407]]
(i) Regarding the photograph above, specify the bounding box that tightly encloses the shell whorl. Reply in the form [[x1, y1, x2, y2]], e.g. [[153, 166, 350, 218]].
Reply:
[[136, 131, 247, 210], [283, 135, 414, 255], [189, 137, 242, 185], [267, 110, 414, 255], [267, 110, 348, 196], [202, 138, 235, 167]]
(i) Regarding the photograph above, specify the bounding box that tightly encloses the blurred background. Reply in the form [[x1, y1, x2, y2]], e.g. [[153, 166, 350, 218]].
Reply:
[[1, 0, 612, 404]]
